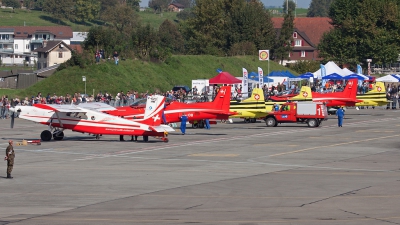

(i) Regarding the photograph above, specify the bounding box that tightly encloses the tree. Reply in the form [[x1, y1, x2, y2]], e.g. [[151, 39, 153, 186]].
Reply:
[[148, 0, 170, 13], [102, 4, 140, 34], [182, 0, 275, 55], [307, 0, 334, 17], [75, 0, 101, 22], [132, 24, 159, 59], [282, 0, 295, 14], [274, 9, 294, 64], [3, 0, 21, 9], [42, 0, 75, 21], [318, 0, 400, 65], [158, 19, 184, 53]]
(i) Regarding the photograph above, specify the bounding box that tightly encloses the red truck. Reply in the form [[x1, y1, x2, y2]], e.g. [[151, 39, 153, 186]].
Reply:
[[264, 102, 328, 127]]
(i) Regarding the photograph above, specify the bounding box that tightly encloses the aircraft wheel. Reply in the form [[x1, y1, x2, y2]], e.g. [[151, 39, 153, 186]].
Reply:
[[143, 136, 149, 142], [266, 117, 276, 127], [95, 134, 100, 139], [53, 131, 64, 141], [41, 130, 52, 141], [244, 119, 250, 123], [163, 138, 169, 143], [307, 119, 318, 127], [251, 118, 256, 123], [192, 123, 199, 129]]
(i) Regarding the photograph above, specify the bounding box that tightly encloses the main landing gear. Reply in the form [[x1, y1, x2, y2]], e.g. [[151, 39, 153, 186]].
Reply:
[[40, 128, 65, 141]]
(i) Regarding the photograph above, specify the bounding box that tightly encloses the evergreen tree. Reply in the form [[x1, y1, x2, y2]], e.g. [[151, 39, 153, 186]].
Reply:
[[318, 0, 400, 65], [282, 0, 296, 14], [274, 9, 294, 64], [307, 0, 334, 17]]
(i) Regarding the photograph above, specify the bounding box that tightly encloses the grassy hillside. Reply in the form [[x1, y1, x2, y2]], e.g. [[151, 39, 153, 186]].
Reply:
[[0, 8, 178, 31], [10, 55, 296, 98]]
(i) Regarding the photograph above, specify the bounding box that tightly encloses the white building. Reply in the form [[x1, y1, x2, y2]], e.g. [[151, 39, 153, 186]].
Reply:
[[0, 26, 73, 66]]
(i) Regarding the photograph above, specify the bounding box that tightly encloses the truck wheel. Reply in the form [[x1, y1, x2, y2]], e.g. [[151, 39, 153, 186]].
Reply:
[[266, 117, 276, 127], [316, 119, 321, 127], [307, 119, 317, 127]]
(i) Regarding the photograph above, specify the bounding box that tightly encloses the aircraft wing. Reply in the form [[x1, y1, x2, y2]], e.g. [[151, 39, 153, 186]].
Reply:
[[78, 102, 116, 111], [34, 104, 88, 113], [150, 125, 175, 132]]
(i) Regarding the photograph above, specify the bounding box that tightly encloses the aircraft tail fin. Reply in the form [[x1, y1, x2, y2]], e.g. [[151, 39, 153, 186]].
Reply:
[[242, 88, 264, 102], [212, 86, 231, 111], [370, 81, 386, 93], [140, 95, 166, 126], [291, 86, 313, 101], [343, 79, 358, 98]]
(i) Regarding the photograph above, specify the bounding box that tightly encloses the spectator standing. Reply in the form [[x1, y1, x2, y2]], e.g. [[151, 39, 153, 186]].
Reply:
[[113, 51, 119, 65]]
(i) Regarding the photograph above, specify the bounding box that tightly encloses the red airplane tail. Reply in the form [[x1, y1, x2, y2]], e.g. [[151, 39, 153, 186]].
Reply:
[[139, 95, 166, 126], [212, 86, 231, 113], [343, 79, 358, 99]]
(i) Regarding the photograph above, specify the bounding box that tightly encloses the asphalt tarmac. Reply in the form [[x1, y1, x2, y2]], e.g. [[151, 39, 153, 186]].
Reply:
[[0, 107, 399, 225]]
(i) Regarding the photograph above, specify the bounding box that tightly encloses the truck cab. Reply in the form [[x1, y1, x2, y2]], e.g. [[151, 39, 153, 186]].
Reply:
[[265, 102, 328, 127]]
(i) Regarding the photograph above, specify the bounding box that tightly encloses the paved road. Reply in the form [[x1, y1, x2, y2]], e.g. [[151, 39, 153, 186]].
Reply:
[[0, 107, 399, 225]]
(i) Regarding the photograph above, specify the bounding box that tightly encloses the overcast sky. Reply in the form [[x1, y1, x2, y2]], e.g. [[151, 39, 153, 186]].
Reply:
[[139, 0, 312, 8]]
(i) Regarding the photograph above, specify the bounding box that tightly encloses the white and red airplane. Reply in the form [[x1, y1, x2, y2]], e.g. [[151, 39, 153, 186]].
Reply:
[[10, 95, 174, 142], [103, 86, 233, 127]]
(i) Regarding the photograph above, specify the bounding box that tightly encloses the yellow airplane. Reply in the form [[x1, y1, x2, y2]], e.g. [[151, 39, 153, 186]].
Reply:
[[230, 88, 310, 122], [355, 82, 389, 107], [229, 88, 268, 122]]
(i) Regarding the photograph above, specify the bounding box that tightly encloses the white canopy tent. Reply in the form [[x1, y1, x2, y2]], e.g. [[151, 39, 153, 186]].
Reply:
[[376, 75, 400, 82], [313, 61, 347, 78]]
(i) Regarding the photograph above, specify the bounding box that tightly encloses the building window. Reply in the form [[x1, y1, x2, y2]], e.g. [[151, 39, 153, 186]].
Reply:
[[14, 44, 18, 50], [58, 52, 63, 58], [301, 51, 306, 57], [26, 44, 30, 50], [1, 34, 10, 40], [295, 39, 302, 46], [38, 52, 41, 58], [38, 63, 41, 69], [293, 32, 297, 38], [44, 53, 47, 58], [43, 63, 47, 68]]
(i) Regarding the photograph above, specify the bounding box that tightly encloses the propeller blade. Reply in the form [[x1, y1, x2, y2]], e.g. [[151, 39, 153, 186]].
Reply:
[[10, 112, 15, 129]]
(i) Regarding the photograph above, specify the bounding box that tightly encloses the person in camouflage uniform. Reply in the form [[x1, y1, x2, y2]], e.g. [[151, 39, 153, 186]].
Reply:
[[5, 140, 14, 179]]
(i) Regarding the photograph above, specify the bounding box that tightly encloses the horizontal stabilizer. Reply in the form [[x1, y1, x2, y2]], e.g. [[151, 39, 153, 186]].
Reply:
[[150, 125, 175, 133]]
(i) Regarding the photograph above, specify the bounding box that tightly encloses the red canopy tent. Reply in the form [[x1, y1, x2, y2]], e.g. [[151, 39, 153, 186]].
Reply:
[[209, 72, 242, 84]]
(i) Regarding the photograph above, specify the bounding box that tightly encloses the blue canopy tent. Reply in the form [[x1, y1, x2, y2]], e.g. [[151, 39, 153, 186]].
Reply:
[[298, 72, 314, 79], [248, 71, 274, 83], [343, 74, 366, 81], [322, 73, 343, 80], [267, 70, 296, 78]]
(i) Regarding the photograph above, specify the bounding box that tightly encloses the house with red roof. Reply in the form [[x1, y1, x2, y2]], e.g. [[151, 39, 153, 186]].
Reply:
[[168, 3, 185, 12], [271, 17, 332, 65], [0, 26, 72, 66]]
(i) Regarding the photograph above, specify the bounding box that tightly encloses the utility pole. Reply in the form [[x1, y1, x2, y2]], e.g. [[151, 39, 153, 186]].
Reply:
[[287, 0, 288, 14]]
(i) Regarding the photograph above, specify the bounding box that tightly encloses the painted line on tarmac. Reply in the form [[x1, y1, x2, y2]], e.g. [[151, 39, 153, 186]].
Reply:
[[75, 117, 400, 161], [267, 134, 400, 157]]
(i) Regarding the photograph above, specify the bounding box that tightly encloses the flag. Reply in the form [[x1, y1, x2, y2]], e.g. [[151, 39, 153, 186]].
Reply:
[[357, 64, 362, 74], [258, 67, 264, 89], [320, 64, 326, 87], [242, 68, 249, 98]]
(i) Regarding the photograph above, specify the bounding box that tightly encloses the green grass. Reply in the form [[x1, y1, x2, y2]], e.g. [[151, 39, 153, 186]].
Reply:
[[8, 55, 296, 98], [139, 11, 178, 28]]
